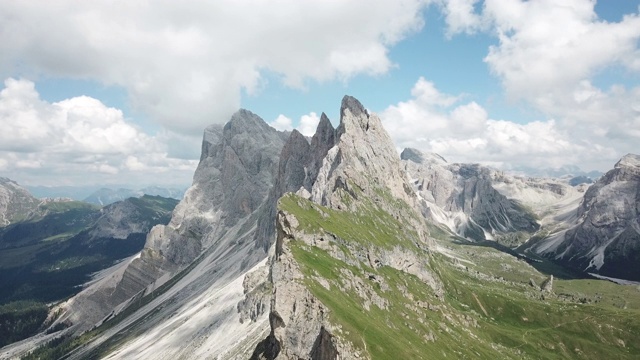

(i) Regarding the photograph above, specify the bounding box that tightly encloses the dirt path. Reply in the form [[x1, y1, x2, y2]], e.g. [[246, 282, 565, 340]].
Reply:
[[472, 292, 489, 317]]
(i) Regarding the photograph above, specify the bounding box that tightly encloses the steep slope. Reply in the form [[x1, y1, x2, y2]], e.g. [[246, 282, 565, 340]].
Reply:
[[528, 154, 640, 280], [401, 148, 539, 245], [0, 196, 177, 348], [245, 99, 640, 359], [0, 177, 41, 226], [14, 99, 640, 360], [249, 96, 439, 359], [52, 109, 287, 335]]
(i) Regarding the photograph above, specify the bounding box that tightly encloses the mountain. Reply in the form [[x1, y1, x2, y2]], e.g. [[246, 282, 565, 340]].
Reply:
[[0, 177, 41, 226], [82, 187, 185, 206], [10, 98, 640, 359], [26, 185, 101, 201], [525, 154, 640, 280], [0, 195, 177, 347], [43, 108, 288, 348], [401, 148, 540, 246]]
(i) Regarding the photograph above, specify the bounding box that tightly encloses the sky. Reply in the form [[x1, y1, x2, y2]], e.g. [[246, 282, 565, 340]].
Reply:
[[0, 0, 639, 188]]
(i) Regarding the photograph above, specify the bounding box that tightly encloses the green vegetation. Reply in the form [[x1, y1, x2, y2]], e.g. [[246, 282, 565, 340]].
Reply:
[[279, 193, 421, 251], [0, 301, 48, 348], [0, 195, 179, 349], [282, 192, 640, 359]]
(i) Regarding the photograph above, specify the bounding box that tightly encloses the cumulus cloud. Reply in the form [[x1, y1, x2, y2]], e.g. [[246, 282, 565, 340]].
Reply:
[[0, 0, 429, 135], [437, 0, 640, 111], [440, 0, 486, 36], [268, 112, 321, 137], [483, 0, 640, 109], [0, 78, 197, 186], [381, 77, 629, 171], [405, 0, 640, 171]]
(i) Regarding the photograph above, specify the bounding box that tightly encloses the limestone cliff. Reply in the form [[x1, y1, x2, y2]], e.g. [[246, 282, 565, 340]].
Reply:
[[0, 177, 41, 226], [58, 109, 288, 332], [250, 96, 438, 359], [402, 148, 539, 245], [532, 154, 640, 280]]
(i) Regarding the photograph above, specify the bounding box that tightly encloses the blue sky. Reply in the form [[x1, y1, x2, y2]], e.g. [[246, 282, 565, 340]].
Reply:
[[0, 0, 639, 187]]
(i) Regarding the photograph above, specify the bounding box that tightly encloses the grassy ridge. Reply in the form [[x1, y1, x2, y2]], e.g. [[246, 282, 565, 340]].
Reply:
[[281, 192, 640, 359]]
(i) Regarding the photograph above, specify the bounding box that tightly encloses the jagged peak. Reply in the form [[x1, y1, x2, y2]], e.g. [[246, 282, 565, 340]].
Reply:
[[340, 95, 368, 119], [311, 113, 335, 147], [224, 108, 273, 135], [401, 148, 448, 166], [615, 153, 640, 169], [284, 129, 310, 148], [318, 112, 333, 131]]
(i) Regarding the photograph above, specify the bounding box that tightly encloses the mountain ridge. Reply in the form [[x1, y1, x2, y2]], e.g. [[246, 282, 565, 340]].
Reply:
[[7, 98, 640, 360]]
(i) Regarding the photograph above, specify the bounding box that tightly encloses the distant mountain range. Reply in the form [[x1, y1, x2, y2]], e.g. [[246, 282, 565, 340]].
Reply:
[[3, 96, 640, 359], [25, 185, 186, 205], [82, 186, 186, 206], [0, 178, 179, 347]]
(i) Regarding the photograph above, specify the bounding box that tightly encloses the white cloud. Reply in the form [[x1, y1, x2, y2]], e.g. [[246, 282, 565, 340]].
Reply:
[[441, 0, 486, 36], [381, 77, 629, 171], [417, 0, 640, 171], [269, 115, 294, 132], [268, 112, 321, 137], [437, 0, 640, 111], [298, 112, 321, 137], [0, 78, 197, 186], [0, 0, 430, 135]]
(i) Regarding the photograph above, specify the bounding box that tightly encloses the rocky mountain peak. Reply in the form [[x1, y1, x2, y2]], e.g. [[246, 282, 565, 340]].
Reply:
[[0, 177, 40, 226], [311, 95, 416, 210], [401, 148, 448, 166], [340, 94, 368, 119], [615, 153, 640, 170], [224, 108, 274, 135]]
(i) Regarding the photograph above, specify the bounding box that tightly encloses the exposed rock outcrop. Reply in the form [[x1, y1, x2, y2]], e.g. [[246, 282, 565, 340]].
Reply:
[[532, 154, 640, 280], [402, 148, 539, 244], [0, 177, 40, 226], [311, 96, 417, 211], [251, 96, 436, 359], [58, 109, 288, 332]]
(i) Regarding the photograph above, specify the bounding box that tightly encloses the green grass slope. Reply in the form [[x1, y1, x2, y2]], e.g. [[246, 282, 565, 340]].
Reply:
[[279, 193, 640, 359]]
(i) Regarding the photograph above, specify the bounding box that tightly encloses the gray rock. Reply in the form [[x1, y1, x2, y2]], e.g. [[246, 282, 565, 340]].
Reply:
[[541, 275, 553, 293], [402, 148, 539, 243], [60, 109, 288, 332], [0, 177, 40, 226], [546, 154, 640, 280]]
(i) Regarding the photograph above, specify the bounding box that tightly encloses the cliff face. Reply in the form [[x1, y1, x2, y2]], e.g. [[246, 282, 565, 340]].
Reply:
[[0, 177, 40, 226], [401, 148, 539, 245], [248, 96, 438, 359], [59, 109, 288, 332], [535, 154, 640, 280]]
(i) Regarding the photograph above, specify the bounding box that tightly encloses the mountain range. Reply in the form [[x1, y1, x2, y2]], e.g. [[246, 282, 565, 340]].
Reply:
[[2, 96, 640, 359]]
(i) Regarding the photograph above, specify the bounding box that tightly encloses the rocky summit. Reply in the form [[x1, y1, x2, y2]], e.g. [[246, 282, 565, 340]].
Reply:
[[0, 177, 41, 226], [6, 97, 640, 360], [528, 153, 640, 280], [402, 148, 539, 245]]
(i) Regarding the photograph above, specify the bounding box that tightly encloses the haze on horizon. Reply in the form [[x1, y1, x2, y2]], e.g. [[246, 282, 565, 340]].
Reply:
[[0, 0, 638, 188]]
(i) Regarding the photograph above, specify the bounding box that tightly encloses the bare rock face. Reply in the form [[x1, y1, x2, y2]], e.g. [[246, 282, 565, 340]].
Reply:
[[87, 196, 176, 240], [547, 154, 640, 280], [59, 109, 288, 332], [251, 96, 434, 359], [311, 96, 416, 210], [541, 275, 554, 293], [402, 148, 539, 245], [0, 177, 40, 226]]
